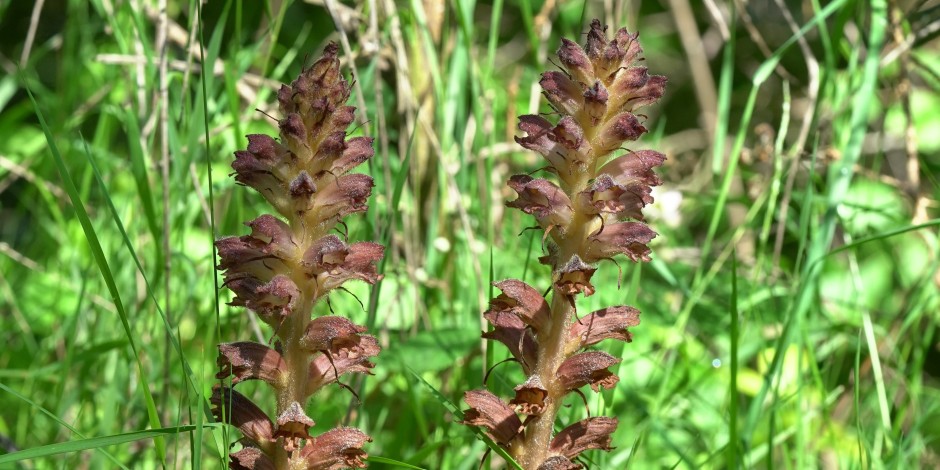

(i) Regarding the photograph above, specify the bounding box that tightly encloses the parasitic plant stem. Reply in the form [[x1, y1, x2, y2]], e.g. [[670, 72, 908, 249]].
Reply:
[[213, 43, 384, 470], [461, 20, 667, 469]]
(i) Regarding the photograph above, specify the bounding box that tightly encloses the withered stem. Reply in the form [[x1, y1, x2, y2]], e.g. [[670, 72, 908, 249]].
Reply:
[[514, 170, 595, 468], [513, 293, 574, 468], [272, 222, 325, 468]]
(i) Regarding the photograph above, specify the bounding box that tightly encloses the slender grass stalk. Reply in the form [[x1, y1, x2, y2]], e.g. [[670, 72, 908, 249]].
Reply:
[[460, 20, 666, 469]]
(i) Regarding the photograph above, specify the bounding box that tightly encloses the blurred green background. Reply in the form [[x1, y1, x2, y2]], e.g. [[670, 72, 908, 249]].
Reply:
[[1, 0, 939, 468]]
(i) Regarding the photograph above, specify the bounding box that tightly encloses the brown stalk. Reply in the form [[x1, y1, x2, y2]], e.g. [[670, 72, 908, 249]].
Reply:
[[213, 44, 383, 469], [460, 19, 667, 469]]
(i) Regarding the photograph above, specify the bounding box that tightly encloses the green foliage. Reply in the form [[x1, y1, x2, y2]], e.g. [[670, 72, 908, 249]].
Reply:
[[1, 0, 938, 468]]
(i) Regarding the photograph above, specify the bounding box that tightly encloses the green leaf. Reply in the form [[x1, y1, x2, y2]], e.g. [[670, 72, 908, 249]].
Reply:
[[0, 426, 201, 464]]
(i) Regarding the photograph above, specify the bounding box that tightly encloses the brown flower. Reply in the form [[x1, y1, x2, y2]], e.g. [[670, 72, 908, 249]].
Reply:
[[510, 375, 549, 416], [554, 256, 597, 297], [515, 116, 591, 182], [274, 401, 315, 451], [482, 307, 538, 374], [609, 67, 667, 114], [578, 174, 652, 221], [302, 236, 384, 292], [229, 447, 275, 470], [217, 342, 287, 387], [306, 334, 379, 395], [540, 71, 583, 116], [211, 386, 275, 448], [507, 175, 574, 230], [224, 274, 301, 325], [556, 38, 593, 85], [231, 134, 289, 197], [308, 174, 374, 222], [582, 80, 609, 126], [595, 112, 647, 155], [549, 416, 618, 459], [461, 390, 523, 445], [488, 279, 551, 332], [568, 306, 640, 352], [557, 351, 621, 392], [301, 316, 368, 352], [585, 221, 657, 263], [216, 215, 294, 276], [596, 150, 665, 192], [299, 427, 371, 470]]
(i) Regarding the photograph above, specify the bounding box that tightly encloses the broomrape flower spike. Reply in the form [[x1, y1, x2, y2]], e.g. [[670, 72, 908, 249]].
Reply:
[[461, 20, 666, 469], [214, 43, 383, 469]]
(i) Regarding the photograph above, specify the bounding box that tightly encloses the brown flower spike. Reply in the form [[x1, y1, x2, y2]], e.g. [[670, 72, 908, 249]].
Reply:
[[215, 43, 382, 469], [461, 20, 666, 469]]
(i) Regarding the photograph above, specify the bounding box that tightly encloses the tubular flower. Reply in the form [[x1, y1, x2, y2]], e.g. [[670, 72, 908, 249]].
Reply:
[[215, 43, 382, 469], [461, 20, 665, 469]]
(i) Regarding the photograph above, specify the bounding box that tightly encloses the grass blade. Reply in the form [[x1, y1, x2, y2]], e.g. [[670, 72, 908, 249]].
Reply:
[[23, 80, 167, 464], [407, 367, 523, 470]]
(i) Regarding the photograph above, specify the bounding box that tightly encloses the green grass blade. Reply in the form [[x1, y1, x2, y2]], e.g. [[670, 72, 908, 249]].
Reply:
[[728, 250, 739, 469], [198, 1, 224, 461], [23, 81, 167, 464], [0, 383, 126, 468], [407, 367, 523, 470], [79, 138, 200, 394], [0, 426, 201, 465], [711, 1, 735, 174], [699, 0, 848, 276], [367, 455, 430, 470]]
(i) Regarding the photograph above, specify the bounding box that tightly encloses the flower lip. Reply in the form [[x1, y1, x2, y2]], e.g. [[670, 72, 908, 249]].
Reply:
[[510, 375, 549, 416], [556, 350, 622, 392], [540, 71, 583, 116], [299, 427, 372, 470], [583, 80, 609, 125], [488, 279, 551, 332], [229, 447, 275, 470], [211, 386, 275, 447], [549, 416, 618, 459], [554, 255, 598, 297], [568, 306, 641, 351], [301, 316, 368, 352], [461, 389, 524, 445], [596, 149, 665, 187], [482, 311, 538, 374], [537, 456, 581, 470], [585, 221, 657, 263], [506, 175, 574, 230], [289, 170, 317, 199], [274, 401, 315, 451], [216, 342, 287, 387]]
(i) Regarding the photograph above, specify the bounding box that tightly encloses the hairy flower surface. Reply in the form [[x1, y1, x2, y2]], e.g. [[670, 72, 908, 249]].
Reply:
[[215, 43, 382, 469], [462, 19, 666, 469]]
